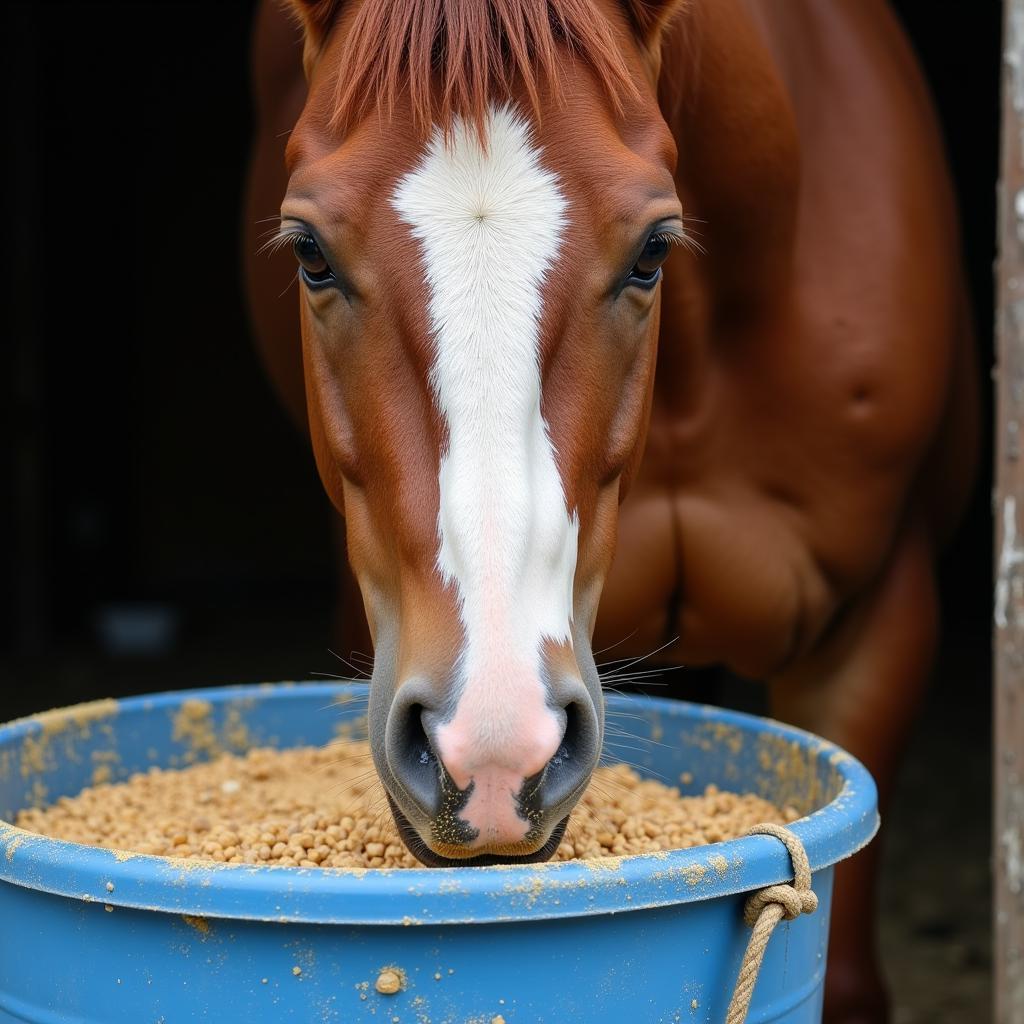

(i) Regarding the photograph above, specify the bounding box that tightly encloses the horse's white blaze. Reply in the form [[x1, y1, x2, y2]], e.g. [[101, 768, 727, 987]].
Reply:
[[393, 105, 577, 842]]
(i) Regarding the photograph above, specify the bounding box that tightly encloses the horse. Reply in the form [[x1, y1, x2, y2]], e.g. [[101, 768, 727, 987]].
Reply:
[[244, 2, 978, 1020]]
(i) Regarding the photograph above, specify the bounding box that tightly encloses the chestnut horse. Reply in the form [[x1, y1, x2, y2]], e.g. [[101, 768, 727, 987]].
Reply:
[[245, 1, 977, 1020]]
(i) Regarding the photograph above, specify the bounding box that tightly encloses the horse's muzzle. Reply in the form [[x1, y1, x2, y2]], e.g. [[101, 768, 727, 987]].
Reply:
[[381, 676, 600, 863]]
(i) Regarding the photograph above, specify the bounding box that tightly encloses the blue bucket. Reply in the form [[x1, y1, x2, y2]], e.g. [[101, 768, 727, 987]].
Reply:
[[0, 683, 877, 1023]]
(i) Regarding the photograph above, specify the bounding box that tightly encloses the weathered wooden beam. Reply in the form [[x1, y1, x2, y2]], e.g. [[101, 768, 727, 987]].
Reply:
[[997, 4, 1024, 1021]]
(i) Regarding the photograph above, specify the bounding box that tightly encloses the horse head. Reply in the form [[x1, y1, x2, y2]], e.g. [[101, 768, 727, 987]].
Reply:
[[277, 0, 687, 864]]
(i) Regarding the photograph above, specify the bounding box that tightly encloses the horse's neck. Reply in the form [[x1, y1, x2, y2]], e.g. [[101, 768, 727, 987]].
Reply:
[[659, 0, 799, 308], [650, 0, 800, 415]]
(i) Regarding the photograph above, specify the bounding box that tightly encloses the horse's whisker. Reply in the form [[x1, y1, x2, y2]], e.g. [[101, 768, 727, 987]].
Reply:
[[591, 628, 640, 658]]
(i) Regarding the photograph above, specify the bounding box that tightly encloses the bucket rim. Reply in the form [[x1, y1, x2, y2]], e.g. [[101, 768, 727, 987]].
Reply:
[[0, 682, 878, 926]]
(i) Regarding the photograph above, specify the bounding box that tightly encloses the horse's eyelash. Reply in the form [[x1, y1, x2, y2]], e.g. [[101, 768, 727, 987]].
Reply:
[[653, 229, 686, 248], [257, 223, 308, 257], [656, 224, 705, 257]]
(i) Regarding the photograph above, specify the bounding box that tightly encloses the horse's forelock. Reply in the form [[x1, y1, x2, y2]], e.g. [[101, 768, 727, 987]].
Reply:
[[314, 0, 641, 142]]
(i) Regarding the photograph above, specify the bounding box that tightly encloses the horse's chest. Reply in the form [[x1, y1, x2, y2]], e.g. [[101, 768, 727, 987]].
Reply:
[[597, 482, 832, 679], [595, 344, 930, 678]]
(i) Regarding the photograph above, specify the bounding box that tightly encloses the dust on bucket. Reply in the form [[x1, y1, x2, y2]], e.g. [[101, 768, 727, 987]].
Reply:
[[0, 683, 877, 1023]]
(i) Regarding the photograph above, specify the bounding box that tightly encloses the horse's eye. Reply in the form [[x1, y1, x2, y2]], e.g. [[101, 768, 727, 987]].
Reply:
[[628, 233, 672, 288], [293, 233, 335, 287]]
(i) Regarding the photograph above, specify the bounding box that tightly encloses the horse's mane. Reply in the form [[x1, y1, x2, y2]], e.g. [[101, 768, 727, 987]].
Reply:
[[328, 0, 639, 140]]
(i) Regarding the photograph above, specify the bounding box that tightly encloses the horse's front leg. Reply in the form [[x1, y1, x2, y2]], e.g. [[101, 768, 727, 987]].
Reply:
[[769, 524, 938, 1024]]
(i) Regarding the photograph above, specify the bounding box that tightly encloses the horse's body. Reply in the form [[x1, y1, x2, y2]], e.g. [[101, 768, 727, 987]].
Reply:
[[245, 2, 977, 1020]]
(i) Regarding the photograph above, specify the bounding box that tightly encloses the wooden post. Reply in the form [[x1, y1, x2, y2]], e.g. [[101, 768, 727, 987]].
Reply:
[[997, 4, 1024, 1021]]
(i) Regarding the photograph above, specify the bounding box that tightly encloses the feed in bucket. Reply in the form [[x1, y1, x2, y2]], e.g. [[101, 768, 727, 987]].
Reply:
[[16, 738, 798, 869]]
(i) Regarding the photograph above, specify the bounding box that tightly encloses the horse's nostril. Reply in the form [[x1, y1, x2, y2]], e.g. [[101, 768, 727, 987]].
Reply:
[[406, 707, 438, 766], [534, 698, 598, 812], [562, 700, 582, 754], [384, 697, 444, 820]]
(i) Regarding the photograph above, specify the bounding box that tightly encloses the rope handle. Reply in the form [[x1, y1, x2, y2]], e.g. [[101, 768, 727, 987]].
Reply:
[[724, 824, 819, 1024]]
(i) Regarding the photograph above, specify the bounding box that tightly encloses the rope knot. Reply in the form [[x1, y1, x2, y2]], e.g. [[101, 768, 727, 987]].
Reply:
[[743, 881, 818, 926]]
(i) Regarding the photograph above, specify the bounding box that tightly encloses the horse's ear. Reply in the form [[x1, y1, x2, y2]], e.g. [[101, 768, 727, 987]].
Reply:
[[284, 0, 344, 77], [621, 0, 689, 73]]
